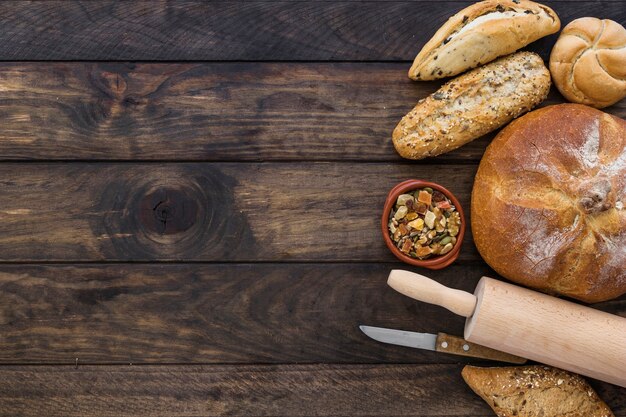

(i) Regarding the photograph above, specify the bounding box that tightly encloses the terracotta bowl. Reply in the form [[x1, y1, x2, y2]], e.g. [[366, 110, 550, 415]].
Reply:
[[381, 179, 466, 270]]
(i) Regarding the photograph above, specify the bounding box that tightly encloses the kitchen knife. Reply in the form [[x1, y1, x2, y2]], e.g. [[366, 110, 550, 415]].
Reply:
[[387, 270, 626, 387], [360, 325, 527, 364]]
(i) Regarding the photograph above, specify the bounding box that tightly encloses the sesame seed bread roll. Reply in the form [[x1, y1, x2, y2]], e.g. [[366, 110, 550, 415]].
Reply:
[[462, 365, 615, 417], [409, 0, 560, 81], [392, 51, 550, 160]]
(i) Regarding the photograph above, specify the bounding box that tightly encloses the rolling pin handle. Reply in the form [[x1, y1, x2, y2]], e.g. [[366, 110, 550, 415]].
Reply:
[[387, 270, 477, 317]]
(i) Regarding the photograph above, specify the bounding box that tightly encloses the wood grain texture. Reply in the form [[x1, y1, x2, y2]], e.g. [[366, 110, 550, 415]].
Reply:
[[0, 364, 622, 417], [2, 63, 623, 161], [0, 263, 481, 363], [0, 2, 624, 61], [0, 162, 483, 262], [0, 263, 622, 364]]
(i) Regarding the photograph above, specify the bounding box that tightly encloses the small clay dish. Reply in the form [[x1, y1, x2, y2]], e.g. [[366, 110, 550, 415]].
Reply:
[[381, 179, 465, 270]]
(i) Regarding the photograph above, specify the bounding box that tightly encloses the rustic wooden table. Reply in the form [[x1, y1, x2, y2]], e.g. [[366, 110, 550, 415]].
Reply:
[[0, 1, 624, 416]]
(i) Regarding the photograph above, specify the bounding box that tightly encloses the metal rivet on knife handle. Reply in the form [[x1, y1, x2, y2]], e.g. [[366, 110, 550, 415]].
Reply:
[[387, 269, 626, 387], [435, 332, 527, 364]]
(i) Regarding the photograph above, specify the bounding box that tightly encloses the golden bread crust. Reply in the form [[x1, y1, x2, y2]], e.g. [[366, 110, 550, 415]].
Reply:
[[409, 0, 560, 80], [462, 365, 614, 417], [550, 18, 626, 109], [393, 52, 550, 160], [471, 104, 626, 302]]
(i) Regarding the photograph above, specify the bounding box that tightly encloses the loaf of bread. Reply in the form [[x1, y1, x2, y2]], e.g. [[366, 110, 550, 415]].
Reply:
[[409, 0, 560, 80], [393, 51, 550, 160], [550, 18, 626, 108], [472, 104, 626, 303], [462, 365, 614, 417]]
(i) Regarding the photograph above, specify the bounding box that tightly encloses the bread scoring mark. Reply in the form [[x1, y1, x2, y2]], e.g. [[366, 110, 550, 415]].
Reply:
[[604, 151, 626, 176], [596, 231, 626, 287], [566, 20, 607, 103], [595, 53, 626, 82], [564, 31, 593, 44], [527, 143, 573, 189], [591, 19, 607, 48], [537, 5, 556, 22], [578, 118, 600, 169], [520, 208, 582, 276], [447, 9, 528, 43]]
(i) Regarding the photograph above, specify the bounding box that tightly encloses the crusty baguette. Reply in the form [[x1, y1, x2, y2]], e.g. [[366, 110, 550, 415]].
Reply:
[[462, 365, 614, 417], [392, 51, 550, 160], [409, 0, 560, 80]]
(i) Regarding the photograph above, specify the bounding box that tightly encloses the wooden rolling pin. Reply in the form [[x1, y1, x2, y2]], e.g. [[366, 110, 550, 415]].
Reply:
[[388, 270, 626, 387]]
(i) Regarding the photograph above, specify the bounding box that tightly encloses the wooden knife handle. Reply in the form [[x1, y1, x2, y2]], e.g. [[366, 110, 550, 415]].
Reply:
[[435, 333, 527, 364]]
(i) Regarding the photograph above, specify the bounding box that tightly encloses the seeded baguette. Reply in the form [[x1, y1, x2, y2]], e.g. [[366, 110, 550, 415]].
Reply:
[[462, 365, 614, 417], [409, 0, 560, 80], [392, 51, 550, 160]]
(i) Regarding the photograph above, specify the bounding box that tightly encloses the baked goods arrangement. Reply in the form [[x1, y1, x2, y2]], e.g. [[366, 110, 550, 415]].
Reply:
[[390, 0, 626, 293], [550, 18, 626, 108], [472, 104, 626, 303], [462, 365, 615, 417], [393, 0, 563, 160], [394, 2, 625, 160], [375, 0, 626, 415]]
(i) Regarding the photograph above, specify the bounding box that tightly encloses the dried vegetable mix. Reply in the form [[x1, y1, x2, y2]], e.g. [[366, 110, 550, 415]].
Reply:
[[388, 188, 461, 259]]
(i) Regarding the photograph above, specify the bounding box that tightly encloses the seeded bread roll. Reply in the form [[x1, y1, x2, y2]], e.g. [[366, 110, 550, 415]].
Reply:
[[462, 365, 614, 417], [472, 104, 626, 302], [409, 0, 560, 80], [393, 51, 550, 160], [550, 18, 626, 108]]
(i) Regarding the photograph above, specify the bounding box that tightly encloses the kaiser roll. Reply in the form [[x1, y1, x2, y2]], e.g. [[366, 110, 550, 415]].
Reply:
[[472, 104, 626, 303], [550, 18, 626, 108]]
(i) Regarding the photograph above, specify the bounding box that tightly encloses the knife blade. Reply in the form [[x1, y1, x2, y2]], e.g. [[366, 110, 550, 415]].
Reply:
[[360, 325, 526, 364]]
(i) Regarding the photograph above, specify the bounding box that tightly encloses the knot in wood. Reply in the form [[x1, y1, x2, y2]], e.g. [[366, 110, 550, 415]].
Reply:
[[140, 188, 198, 236], [97, 71, 127, 99], [95, 166, 252, 259]]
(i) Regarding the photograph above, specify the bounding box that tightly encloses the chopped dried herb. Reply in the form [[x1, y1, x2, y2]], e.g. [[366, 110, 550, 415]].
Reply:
[[388, 188, 461, 259]]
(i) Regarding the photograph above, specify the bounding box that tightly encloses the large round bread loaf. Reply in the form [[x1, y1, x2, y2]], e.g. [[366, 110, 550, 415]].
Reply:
[[472, 104, 626, 303]]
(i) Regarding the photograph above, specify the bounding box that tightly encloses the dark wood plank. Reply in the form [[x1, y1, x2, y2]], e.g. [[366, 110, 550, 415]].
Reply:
[[2, 63, 623, 162], [0, 162, 484, 262], [0, 62, 423, 161], [0, 1, 623, 61], [0, 263, 483, 363], [0, 364, 623, 417], [0, 263, 623, 364]]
